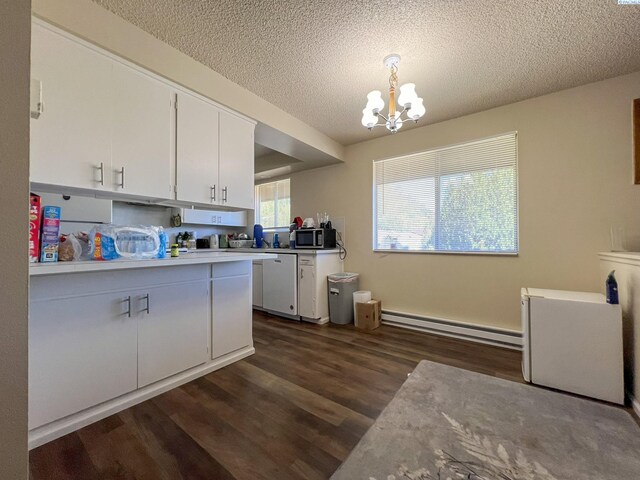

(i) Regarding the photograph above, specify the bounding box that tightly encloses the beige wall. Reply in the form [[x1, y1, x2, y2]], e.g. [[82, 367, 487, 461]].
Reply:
[[292, 71, 640, 331], [31, 0, 344, 163], [0, 0, 31, 478]]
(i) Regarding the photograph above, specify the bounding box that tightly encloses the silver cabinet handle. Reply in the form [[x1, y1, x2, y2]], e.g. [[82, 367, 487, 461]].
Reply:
[[210, 185, 216, 202], [142, 293, 150, 314], [124, 296, 132, 317], [117, 166, 125, 189], [222, 186, 228, 203], [97, 162, 104, 186]]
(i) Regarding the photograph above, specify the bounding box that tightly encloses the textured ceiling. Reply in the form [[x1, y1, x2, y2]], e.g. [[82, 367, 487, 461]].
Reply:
[[93, 0, 640, 146]]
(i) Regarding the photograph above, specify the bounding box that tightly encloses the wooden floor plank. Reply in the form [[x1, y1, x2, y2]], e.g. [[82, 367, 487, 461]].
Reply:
[[30, 310, 524, 480], [206, 364, 364, 461], [29, 433, 103, 480]]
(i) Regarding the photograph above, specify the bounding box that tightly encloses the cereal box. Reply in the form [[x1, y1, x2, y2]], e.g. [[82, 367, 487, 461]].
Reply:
[[40, 205, 62, 262], [29, 193, 42, 263]]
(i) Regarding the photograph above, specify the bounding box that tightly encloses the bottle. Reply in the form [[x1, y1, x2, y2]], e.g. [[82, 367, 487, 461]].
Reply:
[[176, 232, 183, 248], [606, 270, 619, 305], [273, 233, 280, 249], [187, 231, 197, 250], [170, 244, 179, 257], [289, 231, 295, 249], [157, 227, 167, 259]]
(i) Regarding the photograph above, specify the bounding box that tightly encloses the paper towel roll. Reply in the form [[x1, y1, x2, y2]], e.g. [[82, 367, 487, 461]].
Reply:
[[353, 290, 372, 319]]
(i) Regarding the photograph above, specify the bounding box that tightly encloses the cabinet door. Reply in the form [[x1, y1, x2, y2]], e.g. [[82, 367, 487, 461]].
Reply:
[[176, 92, 220, 204], [30, 23, 112, 190], [137, 281, 210, 387], [111, 62, 173, 199], [263, 255, 298, 316], [29, 291, 137, 429], [212, 262, 253, 359], [298, 264, 316, 319], [219, 111, 255, 209]]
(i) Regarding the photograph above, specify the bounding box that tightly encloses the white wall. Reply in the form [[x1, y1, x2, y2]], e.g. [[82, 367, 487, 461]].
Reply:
[[0, 0, 31, 477], [291, 71, 640, 331]]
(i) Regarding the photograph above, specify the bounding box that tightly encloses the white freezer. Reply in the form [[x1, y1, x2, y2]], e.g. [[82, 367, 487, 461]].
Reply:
[[521, 287, 624, 404]]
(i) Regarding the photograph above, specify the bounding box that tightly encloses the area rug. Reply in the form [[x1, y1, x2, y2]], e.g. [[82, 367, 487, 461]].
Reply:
[[331, 360, 640, 480]]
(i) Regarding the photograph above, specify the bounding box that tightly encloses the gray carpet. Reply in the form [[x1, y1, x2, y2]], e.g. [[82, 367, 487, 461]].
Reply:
[[331, 360, 640, 480]]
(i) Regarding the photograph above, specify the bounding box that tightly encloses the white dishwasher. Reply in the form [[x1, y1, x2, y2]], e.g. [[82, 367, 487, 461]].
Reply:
[[262, 253, 298, 319]]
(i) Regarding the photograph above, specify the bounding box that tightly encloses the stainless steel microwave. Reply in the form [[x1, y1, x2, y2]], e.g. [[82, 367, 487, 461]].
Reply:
[[294, 228, 337, 249]]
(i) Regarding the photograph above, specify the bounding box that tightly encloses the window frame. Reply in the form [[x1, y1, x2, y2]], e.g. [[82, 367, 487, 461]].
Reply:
[[372, 132, 519, 256], [254, 178, 291, 231]]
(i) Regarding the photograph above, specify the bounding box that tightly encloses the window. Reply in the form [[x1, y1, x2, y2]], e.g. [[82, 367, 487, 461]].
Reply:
[[254, 178, 291, 229], [373, 133, 518, 254]]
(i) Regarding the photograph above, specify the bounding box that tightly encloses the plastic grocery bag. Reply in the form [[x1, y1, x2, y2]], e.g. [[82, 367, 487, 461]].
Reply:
[[89, 225, 161, 260], [58, 234, 83, 261]]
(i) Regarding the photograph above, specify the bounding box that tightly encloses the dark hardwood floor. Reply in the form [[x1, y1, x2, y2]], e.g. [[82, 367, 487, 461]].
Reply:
[[29, 310, 523, 480]]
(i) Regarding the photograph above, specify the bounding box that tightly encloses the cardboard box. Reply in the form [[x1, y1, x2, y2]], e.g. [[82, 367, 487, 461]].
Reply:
[[356, 300, 382, 331], [29, 193, 42, 263], [40, 205, 61, 262]]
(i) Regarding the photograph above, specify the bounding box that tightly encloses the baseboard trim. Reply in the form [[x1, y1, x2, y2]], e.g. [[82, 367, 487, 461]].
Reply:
[[382, 310, 523, 350], [28, 346, 255, 449]]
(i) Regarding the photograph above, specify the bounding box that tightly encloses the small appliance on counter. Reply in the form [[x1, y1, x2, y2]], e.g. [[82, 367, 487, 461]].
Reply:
[[295, 228, 337, 249], [196, 238, 210, 249]]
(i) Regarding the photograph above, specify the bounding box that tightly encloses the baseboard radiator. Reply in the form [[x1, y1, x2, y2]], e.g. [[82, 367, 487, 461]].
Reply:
[[381, 310, 523, 350]]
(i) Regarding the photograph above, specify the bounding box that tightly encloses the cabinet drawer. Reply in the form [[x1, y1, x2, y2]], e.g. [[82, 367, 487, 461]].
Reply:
[[212, 260, 251, 279]]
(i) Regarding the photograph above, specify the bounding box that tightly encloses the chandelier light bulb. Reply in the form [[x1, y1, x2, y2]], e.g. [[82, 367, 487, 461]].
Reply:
[[361, 108, 378, 128], [408, 98, 426, 120], [398, 83, 418, 108], [366, 90, 385, 113]]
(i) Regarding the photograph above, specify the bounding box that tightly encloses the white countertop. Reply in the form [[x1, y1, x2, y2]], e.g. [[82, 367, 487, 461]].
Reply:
[[29, 251, 277, 276], [221, 247, 341, 255]]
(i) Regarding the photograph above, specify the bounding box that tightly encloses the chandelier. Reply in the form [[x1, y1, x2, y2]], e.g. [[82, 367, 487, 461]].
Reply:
[[361, 54, 425, 133]]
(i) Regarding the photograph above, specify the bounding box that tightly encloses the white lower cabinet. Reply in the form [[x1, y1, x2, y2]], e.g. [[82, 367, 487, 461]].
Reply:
[[212, 262, 253, 359], [298, 256, 316, 319], [297, 253, 343, 323], [29, 291, 138, 430], [29, 262, 255, 437], [137, 281, 209, 387]]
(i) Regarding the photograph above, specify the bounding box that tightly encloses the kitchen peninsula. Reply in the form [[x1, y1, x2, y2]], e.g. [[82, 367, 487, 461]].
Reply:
[[28, 251, 275, 448]]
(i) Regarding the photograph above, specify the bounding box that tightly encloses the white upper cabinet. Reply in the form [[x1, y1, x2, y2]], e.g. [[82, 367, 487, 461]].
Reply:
[[176, 97, 256, 209], [176, 92, 220, 205], [219, 111, 255, 210], [30, 21, 256, 209], [111, 63, 173, 199], [30, 23, 112, 190]]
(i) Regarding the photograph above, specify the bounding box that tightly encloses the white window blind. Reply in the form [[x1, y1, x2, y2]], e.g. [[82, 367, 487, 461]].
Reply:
[[255, 178, 291, 229], [373, 133, 518, 253]]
